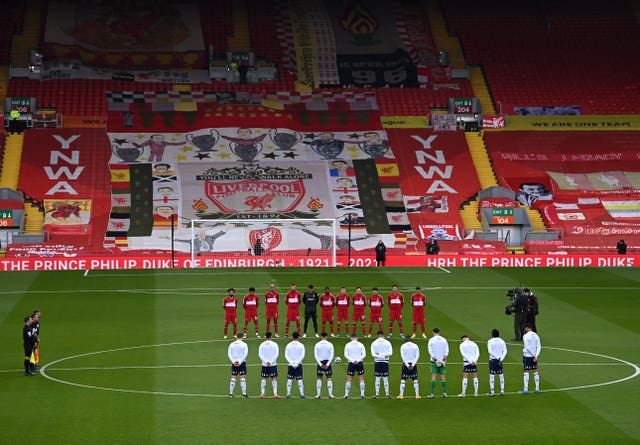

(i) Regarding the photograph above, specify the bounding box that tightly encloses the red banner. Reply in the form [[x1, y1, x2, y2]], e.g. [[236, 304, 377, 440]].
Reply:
[[482, 115, 505, 128], [18, 129, 112, 244], [0, 254, 638, 271], [386, 128, 481, 239]]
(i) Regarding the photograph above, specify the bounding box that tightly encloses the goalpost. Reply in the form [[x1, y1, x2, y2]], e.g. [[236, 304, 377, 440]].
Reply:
[[189, 218, 338, 267]]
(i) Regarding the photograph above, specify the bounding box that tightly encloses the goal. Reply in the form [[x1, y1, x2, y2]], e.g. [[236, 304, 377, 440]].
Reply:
[[189, 218, 337, 267]]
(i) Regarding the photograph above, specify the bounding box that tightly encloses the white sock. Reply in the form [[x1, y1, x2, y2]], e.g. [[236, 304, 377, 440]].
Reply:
[[523, 373, 530, 391], [489, 374, 495, 392], [359, 380, 365, 397], [375, 377, 381, 396], [272, 380, 278, 395], [473, 377, 479, 394], [261, 379, 266, 395], [399, 380, 406, 396], [413, 380, 419, 395], [499, 374, 505, 392], [298, 380, 304, 396], [240, 378, 246, 395], [534, 372, 540, 391], [345, 381, 351, 396], [286, 379, 293, 395], [230, 378, 236, 395], [461, 377, 468, 394], [327, 380, 333, 397], [383, 377, 389, 396], [316, 380, 322, 397]]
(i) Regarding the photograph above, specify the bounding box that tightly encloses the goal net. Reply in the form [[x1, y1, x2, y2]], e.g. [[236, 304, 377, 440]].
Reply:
[[189, 218, 337, 267]]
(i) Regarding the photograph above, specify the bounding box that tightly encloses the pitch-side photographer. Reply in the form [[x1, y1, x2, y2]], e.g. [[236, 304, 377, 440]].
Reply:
[[505, 288, 528, 341]]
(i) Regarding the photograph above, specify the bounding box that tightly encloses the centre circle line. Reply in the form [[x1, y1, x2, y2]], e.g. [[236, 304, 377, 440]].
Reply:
[[39, 339, 640, 398]]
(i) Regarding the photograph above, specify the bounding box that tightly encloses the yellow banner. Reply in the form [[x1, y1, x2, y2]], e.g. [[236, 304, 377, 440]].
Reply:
[[289, 1, 318, 88], [376, 163, 400, 177], [501, 115, 640, 131], [44, 199, 92, 225], [380, 116, 428, 128]]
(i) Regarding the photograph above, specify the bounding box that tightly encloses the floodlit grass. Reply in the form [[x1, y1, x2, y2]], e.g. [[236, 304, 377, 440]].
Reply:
[[1, 267, 639, 444]]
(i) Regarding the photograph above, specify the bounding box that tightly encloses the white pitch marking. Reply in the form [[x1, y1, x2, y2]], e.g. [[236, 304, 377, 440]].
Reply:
[[437, 266, 451, 274], [83, 270, 89, 277]]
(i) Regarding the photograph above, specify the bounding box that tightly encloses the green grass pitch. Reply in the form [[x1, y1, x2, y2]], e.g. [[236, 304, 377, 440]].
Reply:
[[1, 267, 639, 445]]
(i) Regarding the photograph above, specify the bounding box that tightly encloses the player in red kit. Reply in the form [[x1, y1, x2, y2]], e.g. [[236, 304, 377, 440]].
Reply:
[[387, 284, 405, 338], [320, 287, 336, 336], [243, 287, 260, 337], [223, 288, 238, 339], [411, 287, 427, 338], [368, 287, 384, 337], [335, 287, 350, 337], [285, 283, 302, 337], [264, 283, 280, 337], [351, 287, 367, 336]]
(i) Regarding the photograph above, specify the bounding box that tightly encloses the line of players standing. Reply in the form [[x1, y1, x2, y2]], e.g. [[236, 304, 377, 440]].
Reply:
[[222, 283, 428, 340], [223, 284, 543, 399], [227, 325, 542, 399]]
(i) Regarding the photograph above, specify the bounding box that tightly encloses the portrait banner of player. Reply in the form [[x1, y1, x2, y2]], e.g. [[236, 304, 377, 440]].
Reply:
[[305, 132, 345, 160], [128, 134, 186, 163], [153, 185, 178, 204], [153, 205, 177, 229], [515, 182, 553, 207], [222, 128, 267, 162], [152, 163, 177, 178]]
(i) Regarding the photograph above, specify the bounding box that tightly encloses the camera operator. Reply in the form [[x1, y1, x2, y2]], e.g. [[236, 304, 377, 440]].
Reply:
[[505, 288, 528, 341], [524, 288, 539, 333]]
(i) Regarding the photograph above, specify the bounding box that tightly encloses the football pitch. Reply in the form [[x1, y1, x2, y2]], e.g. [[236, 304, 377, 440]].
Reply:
[[1, 266, 639, 445]]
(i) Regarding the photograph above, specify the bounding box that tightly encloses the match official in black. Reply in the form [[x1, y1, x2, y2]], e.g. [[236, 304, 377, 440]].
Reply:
[[23, 316, 36, 376], [302, 284, 319, 338], [31, 310, 41, 369]]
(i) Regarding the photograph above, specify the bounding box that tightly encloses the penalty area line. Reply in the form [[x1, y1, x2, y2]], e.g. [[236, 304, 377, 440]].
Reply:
[[437, 266, 451, 274]]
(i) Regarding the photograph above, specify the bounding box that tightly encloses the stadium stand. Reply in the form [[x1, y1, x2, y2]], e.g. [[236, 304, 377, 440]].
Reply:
[[442, 0, 640, 115], [0, 0, 639, 264]]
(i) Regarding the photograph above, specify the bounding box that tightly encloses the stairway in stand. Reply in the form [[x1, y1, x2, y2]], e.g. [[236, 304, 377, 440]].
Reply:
[[470, 67, 496, 115], [10, 0, 43, 66], [228, 0, 252, 53], [464, 132, 497, 189], [423, 0, 466, 69]]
